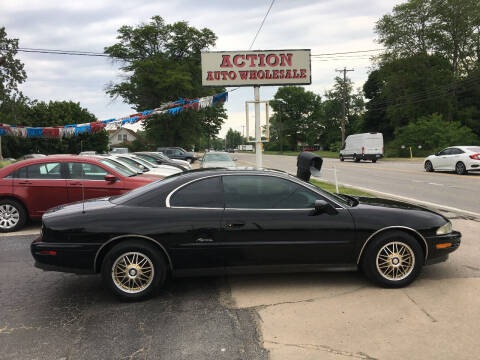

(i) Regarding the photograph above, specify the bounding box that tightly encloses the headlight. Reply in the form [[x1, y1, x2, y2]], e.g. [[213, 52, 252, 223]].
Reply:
[[436, 221, 452, 235]]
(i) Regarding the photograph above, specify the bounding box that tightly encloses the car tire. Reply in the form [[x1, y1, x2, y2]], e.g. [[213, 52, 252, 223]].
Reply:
[[354, 154, 360, 162], [372, 159, 377, 163], [424, 160, 434, 172], [340, 155, 344, 162], [455, 161, 467, 175], [361, 230, 423, 288], [0, 199, 27, 233], [101, 240, 167, 301]]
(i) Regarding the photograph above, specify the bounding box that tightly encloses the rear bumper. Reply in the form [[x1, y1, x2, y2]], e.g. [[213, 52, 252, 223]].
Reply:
[[362, 154, 383, 161], [31, 241, 99, 274], [425, 231, 461, 265]]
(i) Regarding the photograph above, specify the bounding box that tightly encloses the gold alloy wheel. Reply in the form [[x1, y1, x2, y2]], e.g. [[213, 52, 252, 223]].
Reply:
[[0, 204, 20, 230], [111, 252, 154, 294], [376, 241, 415, 281]]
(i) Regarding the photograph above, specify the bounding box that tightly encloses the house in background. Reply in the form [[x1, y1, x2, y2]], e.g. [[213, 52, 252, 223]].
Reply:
[[107, 128, 139, 149]]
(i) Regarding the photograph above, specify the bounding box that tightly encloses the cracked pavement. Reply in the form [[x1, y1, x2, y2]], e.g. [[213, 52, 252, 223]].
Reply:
[[227, 218, 480, 360]]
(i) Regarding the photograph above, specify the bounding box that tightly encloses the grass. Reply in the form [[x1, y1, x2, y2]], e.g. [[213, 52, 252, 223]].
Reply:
[[310, 179, 374, 197], [263, 150, 339, 158]]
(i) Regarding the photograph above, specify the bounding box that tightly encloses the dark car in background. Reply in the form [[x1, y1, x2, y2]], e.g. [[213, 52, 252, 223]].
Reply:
[[134, 152, 187, 171], [156, 147, 196, 163], [0, 156, 156, 232], [32, 166, 460, 301]]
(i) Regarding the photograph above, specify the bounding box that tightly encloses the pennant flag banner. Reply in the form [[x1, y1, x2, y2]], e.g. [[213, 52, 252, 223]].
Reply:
[[0, 92, 228, 139]]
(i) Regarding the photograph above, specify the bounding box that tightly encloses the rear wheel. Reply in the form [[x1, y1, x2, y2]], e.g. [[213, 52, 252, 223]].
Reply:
[[361, 231, 423, 288], [0, 199, 27, 232], [101, 240, 167, 301], [340, 155, 344, 162], [354, 154, 360, 162], [455, 161, 467, 175], [372, 159, 377, 163], [424, 160, 434, 172]]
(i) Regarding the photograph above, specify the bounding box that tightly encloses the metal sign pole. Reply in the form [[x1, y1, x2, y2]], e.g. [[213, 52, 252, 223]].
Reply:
[[254, 85, 262, 168]]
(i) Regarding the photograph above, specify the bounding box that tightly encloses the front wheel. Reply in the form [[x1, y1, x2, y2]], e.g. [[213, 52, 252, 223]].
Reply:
[[0, 199, 27, 232], [361, 231, 423, 288], [455, 161, 467, 175], [340, 155, 344, 162], [102, 240, 167, 301], [354, 154, 360, 162], [424, 160, 434, 172], [372, 159, 377, 163]]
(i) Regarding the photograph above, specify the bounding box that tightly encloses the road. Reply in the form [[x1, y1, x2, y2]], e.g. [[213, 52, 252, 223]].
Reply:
[[0, 235, 266, 360], [234, 153, 480, 215]]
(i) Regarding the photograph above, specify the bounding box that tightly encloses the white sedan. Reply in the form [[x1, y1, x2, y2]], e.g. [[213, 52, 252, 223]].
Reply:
[[424, 146, 480, 175]]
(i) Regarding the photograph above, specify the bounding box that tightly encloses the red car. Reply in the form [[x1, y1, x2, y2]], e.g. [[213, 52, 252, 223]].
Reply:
[[0, 156, 158, 232]]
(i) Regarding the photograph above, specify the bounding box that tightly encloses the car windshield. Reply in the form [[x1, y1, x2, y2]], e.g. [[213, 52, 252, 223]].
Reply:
[[110, 173, 184, 204], [131, 156, 157, 168], [100, 159, 137, 177], [467, 147, 480, 153], [116, 157, 148, 171], [154, 152, 171, 161], [204, 153, 232, 162]]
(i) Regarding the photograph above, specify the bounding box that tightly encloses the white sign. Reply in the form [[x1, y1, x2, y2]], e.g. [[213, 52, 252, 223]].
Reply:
[[201, 49, 311, 87]]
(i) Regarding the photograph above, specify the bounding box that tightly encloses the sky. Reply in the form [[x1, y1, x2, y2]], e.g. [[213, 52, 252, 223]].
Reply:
[[0, 0, 403, 137]]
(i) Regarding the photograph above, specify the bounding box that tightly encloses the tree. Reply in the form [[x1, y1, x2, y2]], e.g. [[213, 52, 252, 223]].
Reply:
[[322, 77, 364, 150], [376, 0, 480, 77], [104, 16, 226, 149], [0, 27, 27, 103], [269, 87, 323, 151], [225, 128, 243, 149], [1, 101, 108, 158]]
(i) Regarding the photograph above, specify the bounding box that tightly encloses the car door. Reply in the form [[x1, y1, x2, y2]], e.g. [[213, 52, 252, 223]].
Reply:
[[65, 161, 123, 202], [166, 176, 225, 271], [434, 148, 451, 169], [221, 175, 356, 269], [12, 161, 68, 217], [448, 148, 465, 171]]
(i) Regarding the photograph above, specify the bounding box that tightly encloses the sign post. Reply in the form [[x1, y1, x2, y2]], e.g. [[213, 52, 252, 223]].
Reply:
[[201, 49, 311, 168]]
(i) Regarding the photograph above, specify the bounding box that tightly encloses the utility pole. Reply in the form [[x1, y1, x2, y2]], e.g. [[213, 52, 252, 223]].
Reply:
[[335, 67, 354, 147], [241, 125, 245, 144]]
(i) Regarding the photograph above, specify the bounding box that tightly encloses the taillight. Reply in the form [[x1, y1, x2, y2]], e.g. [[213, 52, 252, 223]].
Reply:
[[469, 153, 480, 160], [40, 250, 57, 255], [362, 146, 365, 154]]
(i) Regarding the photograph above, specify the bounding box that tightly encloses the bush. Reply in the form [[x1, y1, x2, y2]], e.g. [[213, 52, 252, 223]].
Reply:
[[387, 113, 479, 157]]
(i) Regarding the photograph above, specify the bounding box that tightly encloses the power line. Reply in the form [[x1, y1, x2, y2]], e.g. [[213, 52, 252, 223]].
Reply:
[[249, 0, 276, 50], [17, 48, 110, 57], [311, 49, 383, 57]]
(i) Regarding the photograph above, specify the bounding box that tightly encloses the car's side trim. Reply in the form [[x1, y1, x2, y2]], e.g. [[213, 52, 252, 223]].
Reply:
[[93, 234, 173, 272], [356, 226, 429, 264]]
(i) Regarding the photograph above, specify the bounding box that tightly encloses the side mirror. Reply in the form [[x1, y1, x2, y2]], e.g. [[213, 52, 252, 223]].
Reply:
[[105, 174, 117, 183], [435, 152, 439, 156], [313, 200, 338, 215]]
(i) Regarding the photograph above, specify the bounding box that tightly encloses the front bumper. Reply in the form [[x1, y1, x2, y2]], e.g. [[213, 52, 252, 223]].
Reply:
[[425, 230, 461, 265]]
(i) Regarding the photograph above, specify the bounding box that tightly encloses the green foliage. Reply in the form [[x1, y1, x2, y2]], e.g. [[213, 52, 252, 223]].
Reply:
[[225, 128, 242, 149], [0, 27, 27, 101], [269, 86, 324, 151], [1, 100, 108, 158], [387, 113, 479, 157], [104, 16, 226, 149]]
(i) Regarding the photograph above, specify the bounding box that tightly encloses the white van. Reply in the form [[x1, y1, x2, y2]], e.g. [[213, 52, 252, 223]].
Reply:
[[340, 133, 384, 162]]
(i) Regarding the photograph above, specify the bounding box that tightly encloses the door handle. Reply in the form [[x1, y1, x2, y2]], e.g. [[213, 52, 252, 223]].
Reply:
[[196, 237, 213, 243], [68, 182, 83, 186], [225, 222, 245, 228], [18, 181, 32, 185]]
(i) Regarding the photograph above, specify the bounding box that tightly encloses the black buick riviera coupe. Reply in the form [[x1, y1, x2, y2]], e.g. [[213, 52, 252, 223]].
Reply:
[[32, 159, 461, 300]]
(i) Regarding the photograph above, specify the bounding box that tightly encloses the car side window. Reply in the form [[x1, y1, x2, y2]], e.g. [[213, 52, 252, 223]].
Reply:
[[438, 148, 451, 156], [67, 162, 110, 180], [450, 148, 464, 155], [15, 162, 62, 179], [170, 177, 223, 208], [223, 175, 320, 209]]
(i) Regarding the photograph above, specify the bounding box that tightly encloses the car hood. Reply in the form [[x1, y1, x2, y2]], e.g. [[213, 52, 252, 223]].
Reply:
[[355, 196, 435, 211]]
